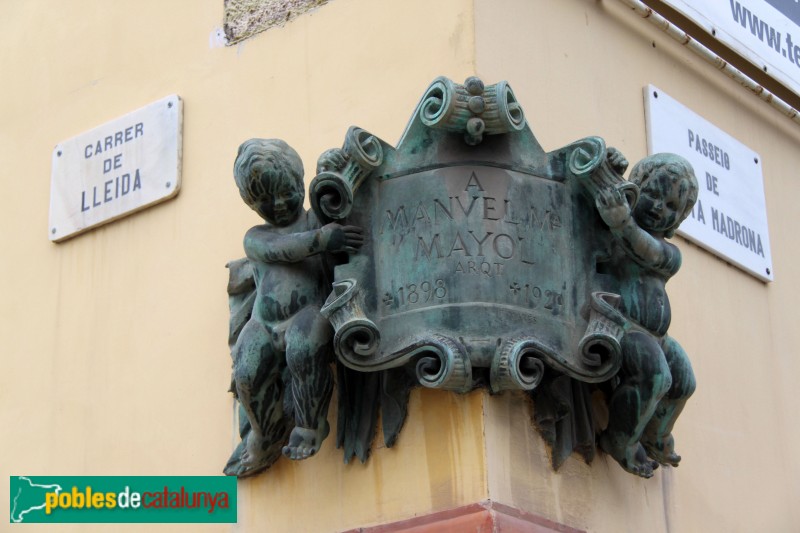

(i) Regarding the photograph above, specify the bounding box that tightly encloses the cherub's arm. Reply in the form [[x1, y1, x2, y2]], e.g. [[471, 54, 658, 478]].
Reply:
[[595, 188, 681, 276], [244, 223, 363, 264]]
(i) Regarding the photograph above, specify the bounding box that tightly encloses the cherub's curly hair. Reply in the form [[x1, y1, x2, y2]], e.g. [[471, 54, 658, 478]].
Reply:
[[233, 139, 304, 207], [629, 153, 698, 237]]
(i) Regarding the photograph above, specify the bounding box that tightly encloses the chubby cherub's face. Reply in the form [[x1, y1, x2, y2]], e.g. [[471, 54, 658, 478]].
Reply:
[[633, 169, 687, 234], [253, 175, 304, 226]]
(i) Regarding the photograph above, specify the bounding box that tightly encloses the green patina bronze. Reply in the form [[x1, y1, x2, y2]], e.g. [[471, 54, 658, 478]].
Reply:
[[224, 139, 364, 477], [224, 76, 697, 480]]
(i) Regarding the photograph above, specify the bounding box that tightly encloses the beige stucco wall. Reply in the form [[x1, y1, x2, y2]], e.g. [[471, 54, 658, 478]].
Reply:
[[2, 0, 799, 532], [477, 1, 800, 532], [1, 1, 481, 531]]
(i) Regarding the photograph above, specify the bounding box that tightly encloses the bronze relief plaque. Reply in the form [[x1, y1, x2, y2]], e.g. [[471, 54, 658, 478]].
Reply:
[[225, 76, 698, 480], [315, 78, 626, 394]]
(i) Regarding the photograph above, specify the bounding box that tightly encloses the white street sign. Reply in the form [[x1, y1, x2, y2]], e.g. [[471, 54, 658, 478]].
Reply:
[[49, 95, 183, 242], [662, 0, 800, 97], [644, 85, 773, 282]]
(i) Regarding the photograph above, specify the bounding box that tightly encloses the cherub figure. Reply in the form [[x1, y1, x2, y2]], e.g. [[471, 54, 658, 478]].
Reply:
[[225, 139, 363, 477], [595, 151, 698, 478]]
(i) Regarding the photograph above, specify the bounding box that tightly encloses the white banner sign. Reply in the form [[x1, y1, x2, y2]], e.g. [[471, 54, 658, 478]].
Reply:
[[49, 95, 183, 242], [661, 0, 800, 96], [644, 85, 773, 282]]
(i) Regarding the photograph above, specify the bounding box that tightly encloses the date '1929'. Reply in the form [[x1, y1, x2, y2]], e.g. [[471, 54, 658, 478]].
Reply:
[[509, 282, 565, 314]]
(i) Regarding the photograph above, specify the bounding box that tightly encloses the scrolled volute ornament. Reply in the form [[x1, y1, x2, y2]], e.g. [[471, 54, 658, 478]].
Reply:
[[321, 279, 380, 360], [412, 335, 472, 393], [577, 292, 626, 372], [417, 76, 526, 145], [490, 337, 547, 393], [565, 136, 639, 209], [310, 126, 385, 222]]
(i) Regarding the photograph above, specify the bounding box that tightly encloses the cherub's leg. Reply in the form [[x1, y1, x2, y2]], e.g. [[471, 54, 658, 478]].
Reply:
[[224, 320, 290, 477], [600, 331, 672, 478], [282, 306, 334, 460], [642, 336, 696, 466]]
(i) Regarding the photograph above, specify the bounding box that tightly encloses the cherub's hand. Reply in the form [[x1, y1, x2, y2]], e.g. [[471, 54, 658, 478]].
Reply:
[[606, 147, 629, 176], [316, 148, 347, 174], [595, 187, 631, 229], [320, 223, 364, 253]]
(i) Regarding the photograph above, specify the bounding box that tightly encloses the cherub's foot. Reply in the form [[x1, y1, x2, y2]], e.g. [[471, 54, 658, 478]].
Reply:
[[600, 433, 658, 479], [643, 435, 682, 467], [223, 434, 280, 478], [282, 421, 330, 460]]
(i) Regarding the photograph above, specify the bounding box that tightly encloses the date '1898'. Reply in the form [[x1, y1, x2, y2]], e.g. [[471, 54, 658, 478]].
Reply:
[[383, 279, 447, 309]]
